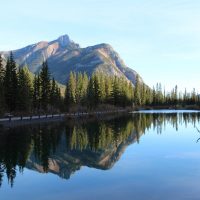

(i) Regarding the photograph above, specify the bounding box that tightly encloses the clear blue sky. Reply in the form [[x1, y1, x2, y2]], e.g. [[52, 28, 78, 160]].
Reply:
[[0, 0, 200, 92]]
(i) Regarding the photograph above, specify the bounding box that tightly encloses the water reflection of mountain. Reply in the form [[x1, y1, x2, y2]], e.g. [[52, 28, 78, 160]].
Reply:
[[25, 115, 144, 179], [26, 125, 140, 180], [0, 112, 200, 187]]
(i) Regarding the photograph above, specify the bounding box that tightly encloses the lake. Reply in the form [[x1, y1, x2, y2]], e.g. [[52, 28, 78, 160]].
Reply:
[[0, 111, 200, 200]]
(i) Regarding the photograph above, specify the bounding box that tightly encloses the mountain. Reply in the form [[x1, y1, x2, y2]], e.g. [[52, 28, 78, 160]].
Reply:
[[0, 34, 143, 85]]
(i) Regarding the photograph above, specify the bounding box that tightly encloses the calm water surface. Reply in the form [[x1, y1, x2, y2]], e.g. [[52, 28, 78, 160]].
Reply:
[[0, 111, 200, 200]]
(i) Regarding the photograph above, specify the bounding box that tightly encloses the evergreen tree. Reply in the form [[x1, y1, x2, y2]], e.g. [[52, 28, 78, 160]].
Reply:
[[128, 82, 134, 106], [87, 75, 95, 108], [40, 61, 51, 111], [81, 72, 89, 105], [50, 78, 56, 108], [174, 85, 178, 105], [64, 83, 69, 110], [111, 76, 120, 106], [145, 87, 152, 105], [0, 54, 4, 81], [191, 88, 197, 105], [0, 54, 5, 114], [55, 85, 62, 110], [134, 75, 141, 106], [93, 73, 101, 106], [33, 75, 41, 112], [75, 73, 84, 105], [50, 78, 62, 111], [98, 73, 106, 104], [104, 76, 112, 104], [152, 86, 156, 105], [65, 71, 76, 108], [3, 52, 18, 112], [17, 67, 32, 112]]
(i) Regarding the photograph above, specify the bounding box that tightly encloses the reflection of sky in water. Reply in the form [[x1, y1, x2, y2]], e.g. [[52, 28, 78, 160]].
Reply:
[[1, 114, 200, 200], [132, 110, 200, 114]]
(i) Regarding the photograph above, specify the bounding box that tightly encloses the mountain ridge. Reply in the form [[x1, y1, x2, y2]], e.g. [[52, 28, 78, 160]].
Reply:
[[0, 34, 143, 85]]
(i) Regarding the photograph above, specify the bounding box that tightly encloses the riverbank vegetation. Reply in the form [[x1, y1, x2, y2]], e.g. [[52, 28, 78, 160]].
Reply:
[[0, 53, 199, 116]]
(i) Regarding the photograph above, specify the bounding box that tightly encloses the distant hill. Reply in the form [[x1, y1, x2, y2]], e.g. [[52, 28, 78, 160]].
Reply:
[[0, 35, 143, 85]]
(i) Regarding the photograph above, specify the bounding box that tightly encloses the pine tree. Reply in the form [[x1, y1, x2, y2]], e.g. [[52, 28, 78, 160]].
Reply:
[[128, 82, 134, 106], [75, 73, 83, 105], [93, 73, 101, 106], [191, 88, 197, 105], [134, 75, 141, 106], [98, 73, 106, 104], [87, 75, 95, 108], [17, 67, 32, 112], [0, 54, 4, 81], [40, 61, 51, 112], [50, 78, 56, 107], [145, 87, 152, 105], [4, 52, 18, 112], [119, 78, 129, 107], [174, 85, 178, 105], [50, 78, 61, 111], [86, 72, 102, 108], [81, 72, 89, 105], [139, 83, 145, 106], [64, 83, 69, 110], [152, 86, 156, 105], [183, 88, 187, 106], [104, 76, 112, 104], [111, 76, 120, 106], [33, 75, 41, 112], [65, 71, 76, 107], [0, 54, 5, 114], [55, 85, 62, 110]]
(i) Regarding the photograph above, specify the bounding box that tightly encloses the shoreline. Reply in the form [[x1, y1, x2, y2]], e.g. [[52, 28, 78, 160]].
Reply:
[[0, 109, 129, 127], [1, 106, 200, 127]]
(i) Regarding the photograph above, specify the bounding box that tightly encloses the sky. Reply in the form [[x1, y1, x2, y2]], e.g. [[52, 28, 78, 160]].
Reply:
[[0, 0, 200, 92]]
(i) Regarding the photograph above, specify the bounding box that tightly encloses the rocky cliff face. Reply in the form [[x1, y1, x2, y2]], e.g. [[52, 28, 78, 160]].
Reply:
[[0, 34, 143, 85]]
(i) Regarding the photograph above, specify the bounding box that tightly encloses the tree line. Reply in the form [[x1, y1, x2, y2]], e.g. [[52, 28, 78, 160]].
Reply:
[[0, 52, 199, 115], [134, 78, 200, 107], [64, 70, 200, 109], [0, 53, 134, 115], [0, 53, 62, 114], [64, 71, 134, 110]]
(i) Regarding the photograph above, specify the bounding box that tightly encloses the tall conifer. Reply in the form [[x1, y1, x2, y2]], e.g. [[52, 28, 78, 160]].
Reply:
[[40, 61, 51, 111], [4, 52, 18, 112]]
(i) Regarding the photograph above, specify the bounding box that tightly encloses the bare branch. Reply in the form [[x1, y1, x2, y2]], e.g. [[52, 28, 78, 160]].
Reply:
[[196, 126, 200, 134]]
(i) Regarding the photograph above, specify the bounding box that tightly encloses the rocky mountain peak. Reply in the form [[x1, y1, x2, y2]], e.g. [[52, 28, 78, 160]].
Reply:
[[52, 34, 80, 49], [0, 34, 143, 86], [57, 34, 71, 46]]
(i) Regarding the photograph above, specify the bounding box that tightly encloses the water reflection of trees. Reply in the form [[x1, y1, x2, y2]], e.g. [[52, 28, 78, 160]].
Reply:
[[65, 118, 138, 152], [0, 112, 200, 187]]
